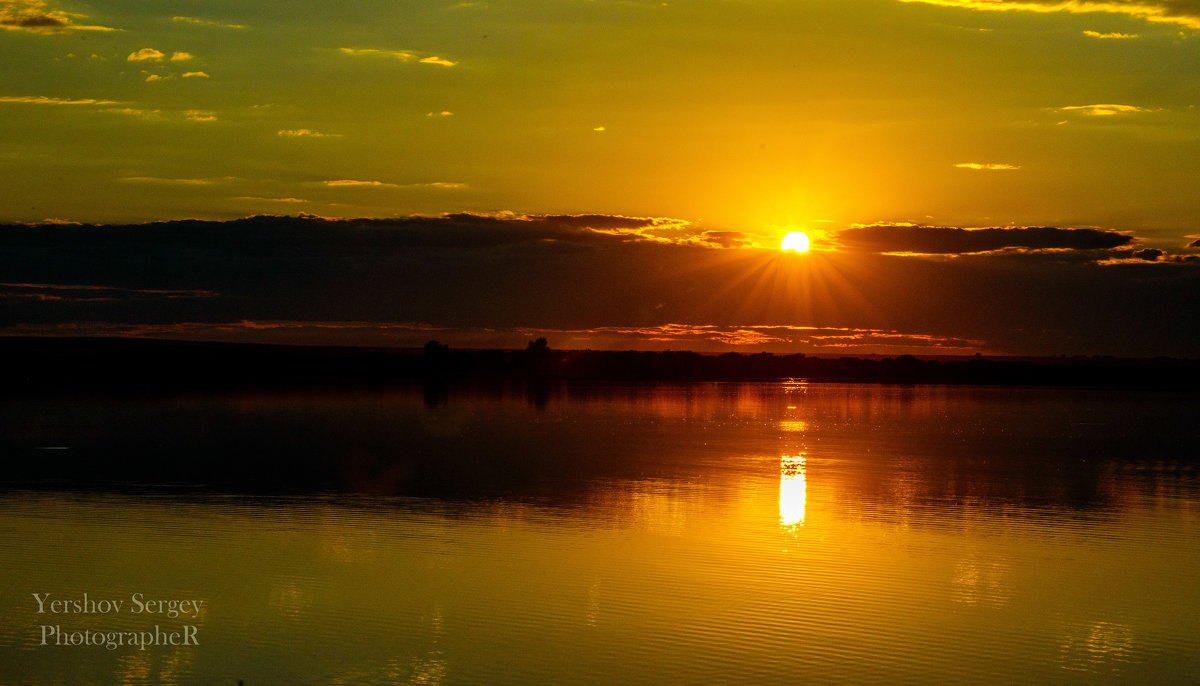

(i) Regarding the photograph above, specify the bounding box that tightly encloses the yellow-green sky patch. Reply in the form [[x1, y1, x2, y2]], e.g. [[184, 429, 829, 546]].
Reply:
[[2, 0, 1199, 247]]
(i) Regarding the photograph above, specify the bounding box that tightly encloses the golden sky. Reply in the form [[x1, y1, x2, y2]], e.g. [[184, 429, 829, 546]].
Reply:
[[1, 0, 1198, 237], [2, 0, 1199, 355]]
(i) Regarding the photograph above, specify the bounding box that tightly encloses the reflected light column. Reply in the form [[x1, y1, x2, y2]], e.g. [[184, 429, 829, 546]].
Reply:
[[780, 453, 807, 531]]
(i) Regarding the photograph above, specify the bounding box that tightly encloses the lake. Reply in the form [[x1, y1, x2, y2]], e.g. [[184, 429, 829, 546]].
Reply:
[[1, 382, 1198, 684]]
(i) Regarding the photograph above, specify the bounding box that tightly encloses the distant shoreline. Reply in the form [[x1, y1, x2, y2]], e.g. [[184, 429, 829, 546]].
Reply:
[[3, 336, 1197, 393]]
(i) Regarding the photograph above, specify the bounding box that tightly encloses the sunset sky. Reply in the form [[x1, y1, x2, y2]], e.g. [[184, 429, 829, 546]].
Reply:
[[2, 0, 1199, 356]]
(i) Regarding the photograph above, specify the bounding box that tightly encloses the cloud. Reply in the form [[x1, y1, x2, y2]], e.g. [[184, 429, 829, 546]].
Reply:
[[1083, 29, 1139, 38], [0, 0, 116, 33], [323, 179, 399, 188], [1057, 103, 1152, 116], [339, 47, 418, 60], [1132, 248, 1164, 261], [2, 214, 1196, 356], [170, 51, 194, 62], [955, 162, 1021, 170], [699, 230, 753, 248], [833, 224, 1135, 254], [119, 176, 230, 185], [895, 0, 1200, 30], [340, 48, 457, 66], [182, 71, 210, 79], [593, 126, 607, 132], [235, 197, 309, 204], [104, 107, 163, 120], [171, 16, 245, 29], [426, 111, 454, 117], [185, 110, 217, 122], [1189, 238, 1200, 248], [0, 282, 216, 303], [0, 95, 119, 105], [127, 48, 165, 62], [320, 179, 466, 189], [278, 129, 337, 138]]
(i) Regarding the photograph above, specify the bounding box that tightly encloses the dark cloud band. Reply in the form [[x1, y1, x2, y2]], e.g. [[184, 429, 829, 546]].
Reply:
[[834, 224, 1134, 254]]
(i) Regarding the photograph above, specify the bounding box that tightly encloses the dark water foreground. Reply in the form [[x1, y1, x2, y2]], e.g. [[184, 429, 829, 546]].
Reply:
[[1, 382, 1198, 684]]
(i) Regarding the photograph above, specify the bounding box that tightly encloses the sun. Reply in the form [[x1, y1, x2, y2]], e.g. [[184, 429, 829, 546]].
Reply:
[[781, 231, 810, 253]]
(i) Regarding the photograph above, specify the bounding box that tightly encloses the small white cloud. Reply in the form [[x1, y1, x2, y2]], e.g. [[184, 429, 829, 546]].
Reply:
[[185, 110, 217, 122], [104, 107, 162, 120], [339, 47, 418, 60], [127, 48, 164, 62], [323, 179, 399, 188], [144, 74, 165, 82], [421, 182, 467, 189], [170, 51, 194, 62], [426, 111, 454, 117], [278, 129, 338, 137], [955, 162, 1020, 170], [1057, 103, 1152, 116], [1083, 30, 1139, 39], [593, 126, 606, 132], [341, 48, 457, 66], [182, 71, 209, 79]]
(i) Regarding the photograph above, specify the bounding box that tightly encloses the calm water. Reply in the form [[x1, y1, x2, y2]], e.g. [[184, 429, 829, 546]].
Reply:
[[1, 383, 1198, 684]]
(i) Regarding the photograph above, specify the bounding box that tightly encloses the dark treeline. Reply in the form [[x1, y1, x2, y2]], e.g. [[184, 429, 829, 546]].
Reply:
[[3, 337, 1198, 393]]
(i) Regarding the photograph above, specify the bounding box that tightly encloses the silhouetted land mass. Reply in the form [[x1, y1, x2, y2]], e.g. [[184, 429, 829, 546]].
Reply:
[[2, 337, 1197, 394]]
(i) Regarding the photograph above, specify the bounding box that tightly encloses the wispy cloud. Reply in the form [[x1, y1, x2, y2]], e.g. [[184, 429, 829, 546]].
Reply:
[[172, 16, 245, 30], [1083, 29, 1139, 38], [339, 47, 418, 60], [169, 51, 194, 62], [426, 111, 454, 117], [896, 0, 1200, 30], [104, 107, 162, 120], [0, 282, 217, 302], [278, 128, 338, 138], [955, 162, 1021, 170], [0, 95, 119, 105], [234, 197, 309, 204], [320, 179, 466, 189], [127, 48, 165, 62], [185, 110, 217, 122], [1, 0, 117, 33], [1057, 103, 1152, 116], [182, 71, 210, 79], [323, 179, 399, 188], [340, 47, 458, 66], [120, 176, 228, 185]]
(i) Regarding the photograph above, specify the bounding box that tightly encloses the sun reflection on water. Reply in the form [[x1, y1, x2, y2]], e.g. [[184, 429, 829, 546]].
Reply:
[[780, 453, 807, 531]]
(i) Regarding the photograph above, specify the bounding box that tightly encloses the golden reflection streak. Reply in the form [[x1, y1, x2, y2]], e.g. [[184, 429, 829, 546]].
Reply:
[[779, 453, 807, 531]]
